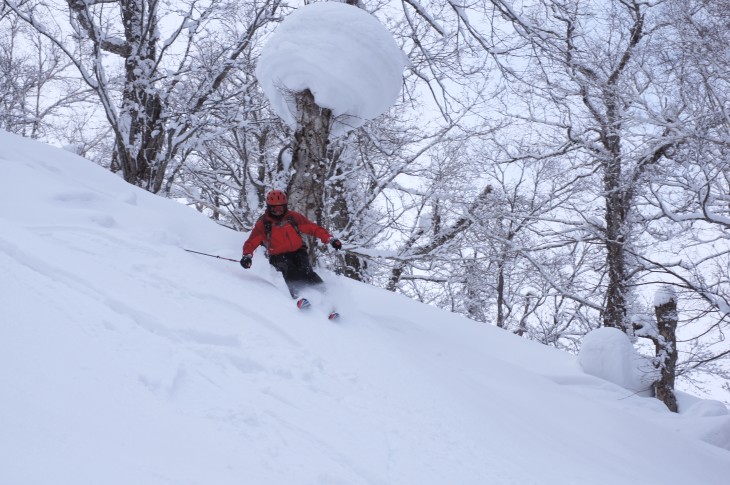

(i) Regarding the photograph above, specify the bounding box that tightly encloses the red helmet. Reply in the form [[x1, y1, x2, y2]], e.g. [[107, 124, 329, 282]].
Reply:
[[266, 189, 288, 206]]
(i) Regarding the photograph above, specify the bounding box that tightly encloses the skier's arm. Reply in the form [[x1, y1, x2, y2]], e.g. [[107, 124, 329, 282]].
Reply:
[[292, 212, 332, 243], [242, 219, 266, 257]]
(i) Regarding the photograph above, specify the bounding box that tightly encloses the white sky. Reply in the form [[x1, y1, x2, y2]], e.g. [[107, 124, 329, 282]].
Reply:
[[1, 129, 729, 484]]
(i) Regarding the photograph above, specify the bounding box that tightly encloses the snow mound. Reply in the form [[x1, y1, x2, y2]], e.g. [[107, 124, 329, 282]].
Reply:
[[669, 392, 730, 451], [578, 328, 730, 451], [677, 392, 729, 418], [256, 2, 406, 138], [578, 327, 658, 395]]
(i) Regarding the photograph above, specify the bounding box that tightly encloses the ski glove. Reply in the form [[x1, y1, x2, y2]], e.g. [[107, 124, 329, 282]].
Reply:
[[330, 238, 342, 250], [240, 255, 252, 269]]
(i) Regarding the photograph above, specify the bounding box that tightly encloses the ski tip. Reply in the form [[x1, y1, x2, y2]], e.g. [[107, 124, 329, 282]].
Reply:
[[328, 312, 340, 321], [296, 298, 311, 309]]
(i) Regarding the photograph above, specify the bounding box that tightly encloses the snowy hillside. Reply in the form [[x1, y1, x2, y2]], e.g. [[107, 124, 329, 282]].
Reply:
[[1, 130, 729, 484]]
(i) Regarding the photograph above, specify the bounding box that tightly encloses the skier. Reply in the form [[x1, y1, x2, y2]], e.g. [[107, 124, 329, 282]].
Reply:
[[240, 189, 342, 308]]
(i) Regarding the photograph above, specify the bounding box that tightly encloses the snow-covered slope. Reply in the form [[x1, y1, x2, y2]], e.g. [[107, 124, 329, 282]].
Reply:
[[1, 130, 729, 484]]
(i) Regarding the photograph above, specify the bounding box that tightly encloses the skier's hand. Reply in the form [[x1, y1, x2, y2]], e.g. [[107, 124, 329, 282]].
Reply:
[[330, 238, 342, 250], [240, 255, 252, 269]]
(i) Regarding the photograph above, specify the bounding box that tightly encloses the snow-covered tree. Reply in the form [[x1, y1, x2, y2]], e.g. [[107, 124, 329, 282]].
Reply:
[[453, 0, 729, 402], [492, 0, 684, 333], [0, 9, 90, 138], [634, 0, 730, 396], [255, 1, 405, 263], [5, 0, 284, 192], [651, 287, 679, 411]]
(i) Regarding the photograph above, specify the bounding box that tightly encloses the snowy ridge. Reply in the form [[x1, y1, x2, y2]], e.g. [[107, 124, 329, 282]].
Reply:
[[1, 130, 729, 484]]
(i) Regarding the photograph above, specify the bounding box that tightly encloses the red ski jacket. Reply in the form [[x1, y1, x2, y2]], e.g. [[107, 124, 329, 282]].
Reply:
[[242, 210, 332, 258]]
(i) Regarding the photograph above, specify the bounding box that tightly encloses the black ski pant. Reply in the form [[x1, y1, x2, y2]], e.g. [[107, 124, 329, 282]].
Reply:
[[268, 247, 324, 298]]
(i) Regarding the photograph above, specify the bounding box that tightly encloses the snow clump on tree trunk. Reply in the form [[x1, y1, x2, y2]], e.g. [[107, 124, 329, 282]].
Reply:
[[255, 2, 407, 138]]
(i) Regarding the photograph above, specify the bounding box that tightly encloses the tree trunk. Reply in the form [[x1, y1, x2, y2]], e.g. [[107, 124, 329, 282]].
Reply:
[[288, 89, 332, 263], [118, 0, 166, 192], [328, 147, 367, 281], [603, 180, 629, 331], [601, 88, 631, 333], [496, 261, 507, 328], [654, 289, 679, 412]]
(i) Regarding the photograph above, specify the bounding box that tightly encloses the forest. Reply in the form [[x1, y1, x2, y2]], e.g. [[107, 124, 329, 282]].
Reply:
[[2, 0, 729, 408]]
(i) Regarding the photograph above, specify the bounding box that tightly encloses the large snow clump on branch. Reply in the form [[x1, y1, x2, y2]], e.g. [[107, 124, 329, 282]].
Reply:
[[256, 2, 407, 138]]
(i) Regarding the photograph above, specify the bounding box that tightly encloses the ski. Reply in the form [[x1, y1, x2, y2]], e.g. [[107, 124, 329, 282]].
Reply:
[[296, 298, 340, 320]]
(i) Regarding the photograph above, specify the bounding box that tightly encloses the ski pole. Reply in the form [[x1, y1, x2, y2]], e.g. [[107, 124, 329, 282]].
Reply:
[[183, 248, 239, 262]]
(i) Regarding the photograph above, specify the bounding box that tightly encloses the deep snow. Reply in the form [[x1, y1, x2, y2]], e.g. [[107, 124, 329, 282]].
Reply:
[[1, 130, 729, 484]]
